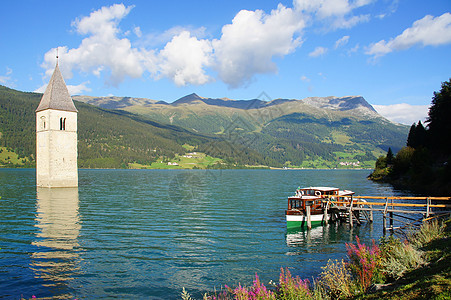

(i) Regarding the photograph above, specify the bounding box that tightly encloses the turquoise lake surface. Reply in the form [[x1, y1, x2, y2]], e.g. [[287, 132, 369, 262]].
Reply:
[[0, 169, 408, 299]]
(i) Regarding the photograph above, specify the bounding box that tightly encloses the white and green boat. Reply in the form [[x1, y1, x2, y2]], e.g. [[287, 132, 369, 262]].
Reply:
[[286, 187, 354, 229]]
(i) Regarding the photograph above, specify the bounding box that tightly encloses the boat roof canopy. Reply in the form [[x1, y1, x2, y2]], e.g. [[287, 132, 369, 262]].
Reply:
[[339, 190, 355, 195], [299, 187, 339, 192]]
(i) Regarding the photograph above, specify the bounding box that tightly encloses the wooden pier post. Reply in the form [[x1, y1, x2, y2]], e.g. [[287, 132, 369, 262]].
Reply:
[[306, 206, 312, 229], [383, 197, 389, 235], [383, 213, 387, 235], [330, 210, 336, 223], [324, 201, 329, 225], [390, 197, 394, 233], [348, 198, 354, 227], [389, 211, 394, 232], [349, 208, 353, 227], [369, 205, 374, 223]]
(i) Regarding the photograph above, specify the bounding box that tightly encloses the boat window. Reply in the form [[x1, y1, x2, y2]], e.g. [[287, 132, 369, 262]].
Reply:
[[290, 199, 302, 209], [304, 190, 314, 196]]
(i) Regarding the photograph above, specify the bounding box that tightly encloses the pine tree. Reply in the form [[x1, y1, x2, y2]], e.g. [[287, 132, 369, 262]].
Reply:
[[416, 121, 427, 148], [407, 123, 417, 148], [386, 147, 394, 165], [426, 79, 451, 154], [407, 121, 427, 149]]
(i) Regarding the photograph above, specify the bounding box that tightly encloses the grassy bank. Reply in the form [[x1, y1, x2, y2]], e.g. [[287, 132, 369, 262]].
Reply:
[[182, 218, 450, 300], [359, 220, 451, 299]]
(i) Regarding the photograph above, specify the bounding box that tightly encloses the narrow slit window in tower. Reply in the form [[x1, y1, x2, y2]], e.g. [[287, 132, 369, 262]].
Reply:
[[60, 117, 66, 130]]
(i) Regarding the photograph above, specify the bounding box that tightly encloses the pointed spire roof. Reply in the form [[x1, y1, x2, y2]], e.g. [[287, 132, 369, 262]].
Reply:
[[36, 62, 78, 112]]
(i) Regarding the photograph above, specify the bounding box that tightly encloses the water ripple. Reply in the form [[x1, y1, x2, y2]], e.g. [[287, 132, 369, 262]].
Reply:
[[0, 169, 409, 299]]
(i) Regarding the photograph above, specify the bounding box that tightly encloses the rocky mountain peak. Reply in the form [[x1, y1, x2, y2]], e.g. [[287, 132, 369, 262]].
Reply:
[[302, 96, 377, 113], [172, 93, 203, 105]]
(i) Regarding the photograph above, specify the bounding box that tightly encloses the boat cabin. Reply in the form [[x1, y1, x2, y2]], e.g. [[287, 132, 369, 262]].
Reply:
[[286, 186, 355, 228], [287, 187, 354, 212], [288, 187, 335, 212]]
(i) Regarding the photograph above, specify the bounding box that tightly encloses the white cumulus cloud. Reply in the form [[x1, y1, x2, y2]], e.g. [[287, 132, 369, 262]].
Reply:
[[366, 12, 451, 58], [158, 31, 213, 86], [373, 103, 429, 125], [42, 4, 145, 86], [212, 4, 304, 88]]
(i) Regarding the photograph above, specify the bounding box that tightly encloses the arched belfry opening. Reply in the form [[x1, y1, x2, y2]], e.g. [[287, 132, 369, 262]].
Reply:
[[40, 116, 46, 130]]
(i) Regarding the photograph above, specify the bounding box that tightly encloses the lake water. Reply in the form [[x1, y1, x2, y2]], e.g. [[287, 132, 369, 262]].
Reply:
[[0, 169, 408, 299]]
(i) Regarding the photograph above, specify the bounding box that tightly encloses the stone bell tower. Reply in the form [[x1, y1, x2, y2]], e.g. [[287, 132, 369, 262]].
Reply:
[[36, 60, 78, 187]]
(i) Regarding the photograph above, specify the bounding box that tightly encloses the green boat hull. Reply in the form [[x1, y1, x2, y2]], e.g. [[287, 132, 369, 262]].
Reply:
[[286, 214, 324, 229]]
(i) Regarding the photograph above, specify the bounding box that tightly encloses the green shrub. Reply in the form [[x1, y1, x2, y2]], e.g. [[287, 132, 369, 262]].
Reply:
[[318, 259, 355, 299], [379, 236, 425, 280], [408, 220, 446, 248]]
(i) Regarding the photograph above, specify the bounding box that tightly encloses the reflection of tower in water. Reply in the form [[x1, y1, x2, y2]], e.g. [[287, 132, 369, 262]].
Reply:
[[31, 187, 81, 295]]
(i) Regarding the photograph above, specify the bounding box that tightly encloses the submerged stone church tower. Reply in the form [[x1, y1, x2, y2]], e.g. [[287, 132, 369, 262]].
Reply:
[[36, 62, 78, 187]]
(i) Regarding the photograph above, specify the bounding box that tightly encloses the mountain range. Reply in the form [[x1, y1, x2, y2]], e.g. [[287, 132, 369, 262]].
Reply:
[[74, 92, 378, 113], [73, 92, 408, 168]]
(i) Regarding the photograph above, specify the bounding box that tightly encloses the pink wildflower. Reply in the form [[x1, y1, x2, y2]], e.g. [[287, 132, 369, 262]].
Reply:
[[346, 236, 381, 291], [278, 267, 311, 298]]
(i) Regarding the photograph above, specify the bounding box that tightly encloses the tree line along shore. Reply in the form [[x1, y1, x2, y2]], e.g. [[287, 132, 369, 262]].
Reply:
[[369, 79, 451, 196]]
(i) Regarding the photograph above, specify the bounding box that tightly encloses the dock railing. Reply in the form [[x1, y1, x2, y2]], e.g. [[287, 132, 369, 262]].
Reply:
[[322, 196, 451, 235]]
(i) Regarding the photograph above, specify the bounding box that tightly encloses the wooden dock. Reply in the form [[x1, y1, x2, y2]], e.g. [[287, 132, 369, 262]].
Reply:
[[318, 196, 451, 235]]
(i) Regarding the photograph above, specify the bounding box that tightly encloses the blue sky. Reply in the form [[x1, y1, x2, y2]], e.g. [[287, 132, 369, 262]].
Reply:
[[1, 0, 450, 124]]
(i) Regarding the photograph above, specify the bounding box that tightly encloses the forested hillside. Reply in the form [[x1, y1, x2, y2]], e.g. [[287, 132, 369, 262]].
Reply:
[[0, 86, 37, 162], [255, 112, 403, 167]]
